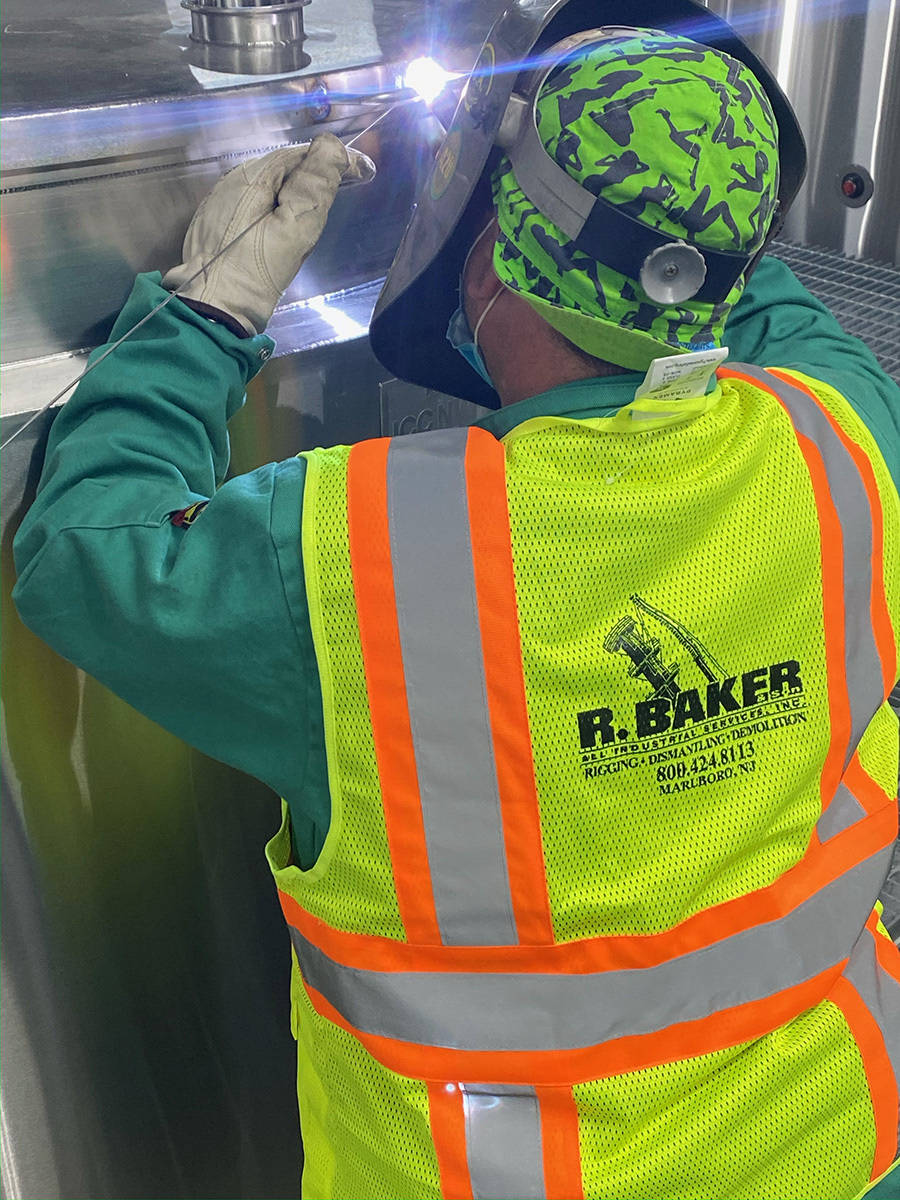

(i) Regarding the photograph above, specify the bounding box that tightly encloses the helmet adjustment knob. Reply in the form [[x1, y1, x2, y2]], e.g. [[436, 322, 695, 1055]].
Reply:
[[639, 243, 708, 304]]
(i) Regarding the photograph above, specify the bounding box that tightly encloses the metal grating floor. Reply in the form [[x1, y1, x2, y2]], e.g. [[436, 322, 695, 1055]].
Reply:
[[767, 240, 900, 383]]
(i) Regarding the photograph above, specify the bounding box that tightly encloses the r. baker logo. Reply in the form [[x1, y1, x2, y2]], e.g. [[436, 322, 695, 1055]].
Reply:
[[576, 595, 807, 792]]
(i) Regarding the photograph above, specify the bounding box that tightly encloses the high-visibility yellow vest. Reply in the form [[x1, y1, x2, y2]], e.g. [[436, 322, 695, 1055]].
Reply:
[[267, 365, 900, 1200]]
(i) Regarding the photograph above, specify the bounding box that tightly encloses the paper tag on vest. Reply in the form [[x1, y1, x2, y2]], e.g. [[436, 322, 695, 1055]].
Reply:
[[634, 347, 729, 404]]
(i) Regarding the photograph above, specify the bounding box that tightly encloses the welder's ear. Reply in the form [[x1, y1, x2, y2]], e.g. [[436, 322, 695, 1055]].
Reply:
[[462, 218, 501, 304]]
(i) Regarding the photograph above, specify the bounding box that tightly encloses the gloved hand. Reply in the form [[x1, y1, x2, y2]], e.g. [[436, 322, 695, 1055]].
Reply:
[[162, 134, 376, 335]]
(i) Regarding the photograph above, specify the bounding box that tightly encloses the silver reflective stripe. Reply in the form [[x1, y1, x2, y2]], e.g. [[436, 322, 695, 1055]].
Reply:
[[731, 365, 884, 762], [462, 1084, 546, 1200], [386, 430, 518, 947], [288, 844, 892, 1052], [844, 927, 900, 1156], [845, 927, 900, 1082], [816, 782, 867, 843]]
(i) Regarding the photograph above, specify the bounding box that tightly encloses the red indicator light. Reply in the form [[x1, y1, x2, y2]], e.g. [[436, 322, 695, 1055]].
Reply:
[[842, 174, 864, 198]]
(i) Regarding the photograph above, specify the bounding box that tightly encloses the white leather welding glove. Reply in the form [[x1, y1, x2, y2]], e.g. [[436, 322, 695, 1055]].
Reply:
[[162, 134, 375, 336]]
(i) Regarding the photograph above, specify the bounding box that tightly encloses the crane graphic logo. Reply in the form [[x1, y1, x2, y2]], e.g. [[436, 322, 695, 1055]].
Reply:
[[603, 594, 726, 701], [577, 594, 804, 750]]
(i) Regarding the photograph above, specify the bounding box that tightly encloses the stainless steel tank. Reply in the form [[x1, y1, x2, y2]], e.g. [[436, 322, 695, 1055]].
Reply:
[[0, 3, 496, 1197], [715, 0, 900, 264]]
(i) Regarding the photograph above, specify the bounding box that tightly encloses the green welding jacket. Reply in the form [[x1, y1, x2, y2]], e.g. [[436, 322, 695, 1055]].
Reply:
[[11, 257, 900, 868]]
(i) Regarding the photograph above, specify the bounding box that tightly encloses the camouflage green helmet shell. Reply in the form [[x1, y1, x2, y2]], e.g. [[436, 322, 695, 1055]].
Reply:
[[492, 31, 780, 370]]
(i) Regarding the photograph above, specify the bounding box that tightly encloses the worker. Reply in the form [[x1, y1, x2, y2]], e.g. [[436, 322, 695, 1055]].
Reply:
[[11, 0, 900, 1194]]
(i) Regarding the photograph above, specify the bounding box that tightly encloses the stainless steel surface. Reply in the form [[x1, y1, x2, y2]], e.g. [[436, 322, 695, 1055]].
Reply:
[[204, 0, 305, 8], [186, 8, 308, 50], [0, 0, 497, 378], [0, 275, 388, 418], [380, 376, 490, 436], [0, 82, 440, 368], [710, 0, 900, 265], [0, 0, 382, 113], [0, 338, 392, 1200], [184, 0, 312, 76], [0, 5, 501, 1197], [0, 168, 382, 450], [1, 777, 94, 1200], [0, 210, 281, 447]]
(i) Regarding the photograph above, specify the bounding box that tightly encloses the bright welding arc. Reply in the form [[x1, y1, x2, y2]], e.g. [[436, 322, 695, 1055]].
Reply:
[[403, 57, 459, 106]]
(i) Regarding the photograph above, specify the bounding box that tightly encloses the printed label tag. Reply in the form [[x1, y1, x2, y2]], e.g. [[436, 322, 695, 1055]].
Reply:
[[634, 346, 729, 404]]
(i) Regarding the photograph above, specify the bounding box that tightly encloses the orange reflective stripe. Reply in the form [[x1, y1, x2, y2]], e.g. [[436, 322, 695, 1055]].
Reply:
[[288, 846, 888, 1076], [278, 801, 895, 977], [536, 1087, 584, 1200], [720, 367, 851, 814], [464, 427, 554, 946], [830, 974, 899, 1180], [347, 440, 441, 945], [428, 1081, 474, 1200], [769, 368, 897, 693], [304, 963, 845, 1086]]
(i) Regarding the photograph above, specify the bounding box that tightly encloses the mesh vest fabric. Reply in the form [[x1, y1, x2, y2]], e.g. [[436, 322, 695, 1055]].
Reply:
[[502, 374, 897, 940], [269, 374, 900, 1200], [267, 447, 439, 1198]]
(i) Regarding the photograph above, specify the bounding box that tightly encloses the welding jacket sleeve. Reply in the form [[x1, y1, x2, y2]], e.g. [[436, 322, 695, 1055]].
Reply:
[[725, 254, 900, 489], [10, 272, 329, 848], [11, 257, 900, 866]]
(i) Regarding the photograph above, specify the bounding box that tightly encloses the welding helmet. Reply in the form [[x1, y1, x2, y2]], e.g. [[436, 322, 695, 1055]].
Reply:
[[369, 0, 806, 410]]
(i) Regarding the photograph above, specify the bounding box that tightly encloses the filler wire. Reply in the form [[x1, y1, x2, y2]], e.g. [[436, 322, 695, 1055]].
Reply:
[[0, 209, 270, 452], [0, 98, 416, 454]]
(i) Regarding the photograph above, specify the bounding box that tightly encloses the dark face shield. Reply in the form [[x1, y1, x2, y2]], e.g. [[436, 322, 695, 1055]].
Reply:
[[369, 0, 806, 408]]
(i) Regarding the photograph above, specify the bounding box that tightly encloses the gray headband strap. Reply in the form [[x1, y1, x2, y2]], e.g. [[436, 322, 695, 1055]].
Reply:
[[497, 27, 755, 305]]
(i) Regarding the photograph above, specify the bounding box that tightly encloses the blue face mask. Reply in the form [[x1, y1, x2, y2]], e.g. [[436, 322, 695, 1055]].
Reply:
[[446, 219, 503, 390], [446, 286, 495, 388]]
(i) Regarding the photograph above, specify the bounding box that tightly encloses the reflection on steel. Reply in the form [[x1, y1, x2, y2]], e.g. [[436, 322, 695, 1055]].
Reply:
[[0, 80, 439, 367], [0, 164, 379, 452], [0, 1, 500, 1195], [183, 0, 312, 75], [710, 0, 900, 265], [0, 209, 274, 452]]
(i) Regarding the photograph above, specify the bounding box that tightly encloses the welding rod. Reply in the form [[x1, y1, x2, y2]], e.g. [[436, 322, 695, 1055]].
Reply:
[[0, 104, 404, 453]]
